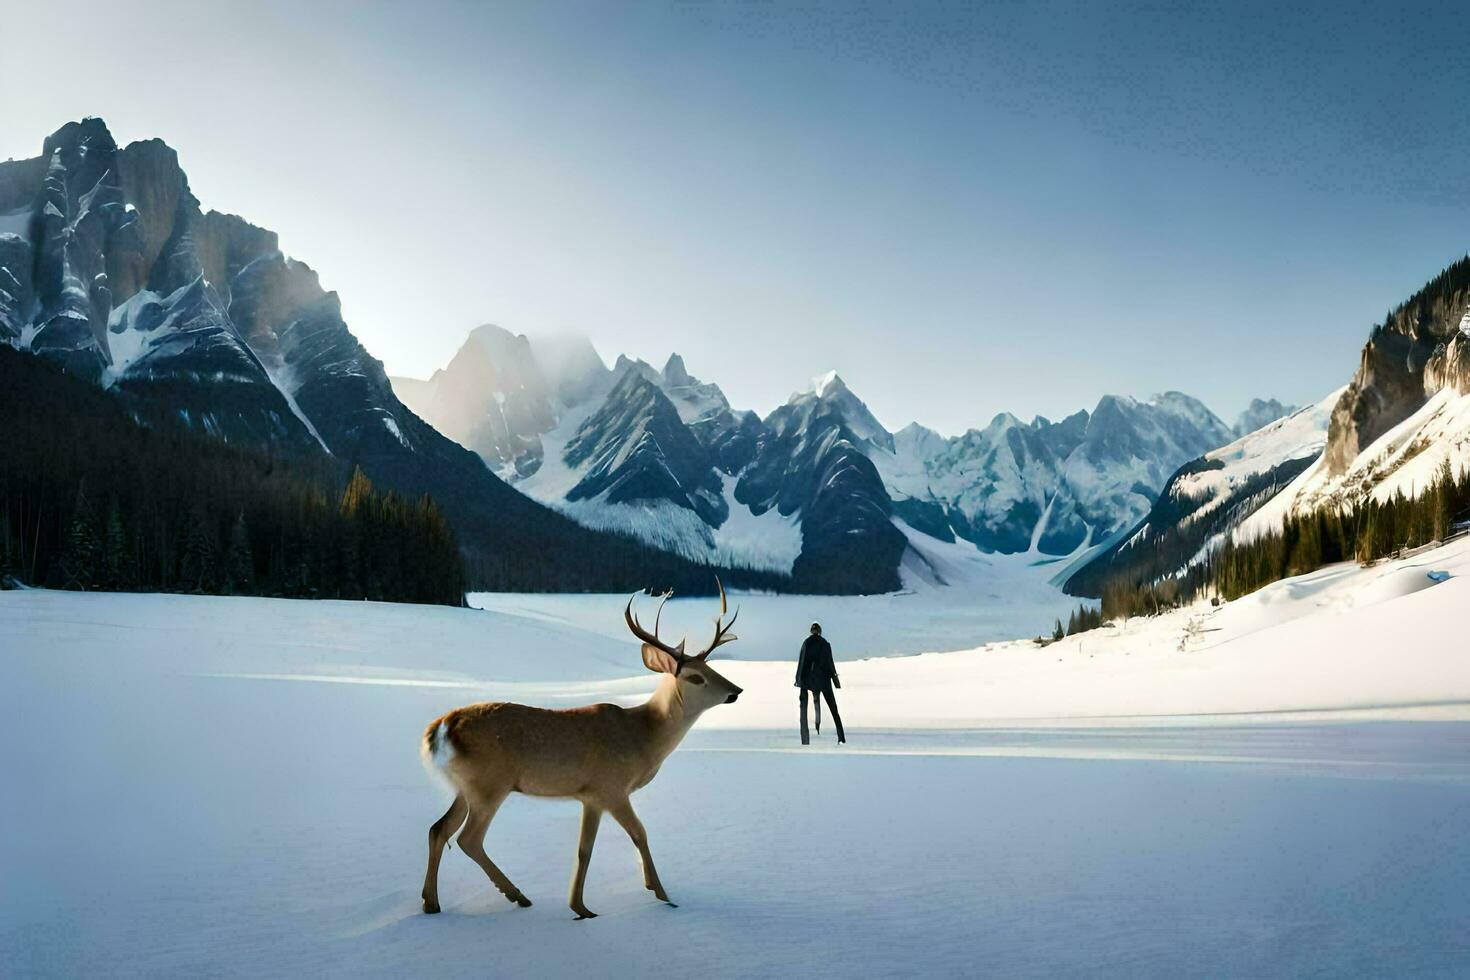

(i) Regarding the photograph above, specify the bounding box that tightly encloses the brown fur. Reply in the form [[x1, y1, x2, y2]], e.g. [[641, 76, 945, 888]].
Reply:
[[419, 611, 743, 920]]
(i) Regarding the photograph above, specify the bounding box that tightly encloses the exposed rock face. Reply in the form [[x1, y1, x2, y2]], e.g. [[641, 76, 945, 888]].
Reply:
[[1324, 257, 1470, 476], [1423, 329, 1470, 398], [0, 234, 32, 343]]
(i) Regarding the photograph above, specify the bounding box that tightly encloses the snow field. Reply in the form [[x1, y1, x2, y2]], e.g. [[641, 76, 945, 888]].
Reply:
[[3, 535, 1470, 975]]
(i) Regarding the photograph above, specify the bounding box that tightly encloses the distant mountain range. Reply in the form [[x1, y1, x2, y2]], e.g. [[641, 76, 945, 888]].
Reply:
[[393, 325, 1286, 591]]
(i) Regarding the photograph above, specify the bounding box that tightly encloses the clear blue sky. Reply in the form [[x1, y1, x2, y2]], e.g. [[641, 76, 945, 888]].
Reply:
[[5, 0, 1469, 434]]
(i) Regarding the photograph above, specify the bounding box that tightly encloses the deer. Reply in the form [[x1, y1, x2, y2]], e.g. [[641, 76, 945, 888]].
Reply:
[[419, 580, 744, 920]]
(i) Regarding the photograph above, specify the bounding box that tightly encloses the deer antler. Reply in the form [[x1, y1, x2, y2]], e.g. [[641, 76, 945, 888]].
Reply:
[[625, 590, 686, 658], [696, 577, 739, 660], [652, 588, 673, 638]]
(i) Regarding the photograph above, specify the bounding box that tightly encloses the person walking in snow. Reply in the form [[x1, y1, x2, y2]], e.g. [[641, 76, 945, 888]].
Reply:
[[797, 622, 845, 745]]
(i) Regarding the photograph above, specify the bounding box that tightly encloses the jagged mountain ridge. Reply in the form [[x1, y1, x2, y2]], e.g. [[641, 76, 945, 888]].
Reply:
[[0, 118, 786, 594], [877, 392, 1235, 556], [397, 328, 1267, 590]]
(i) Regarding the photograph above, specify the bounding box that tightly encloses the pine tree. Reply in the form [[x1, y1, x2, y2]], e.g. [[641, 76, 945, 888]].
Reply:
[[227, 512, 253, 593], [340, 466, 373, 519], [59, 484, 101, 590], [0, 511, 15, 586], [1052, 618, 1064, 642], [101, 498, 134, 590], [178, 506, 219, 593]]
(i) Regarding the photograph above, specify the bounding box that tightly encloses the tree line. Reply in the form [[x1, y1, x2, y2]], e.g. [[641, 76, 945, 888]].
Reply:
[[1096, 458, 1470, 620], [0, 346, 465, 605]]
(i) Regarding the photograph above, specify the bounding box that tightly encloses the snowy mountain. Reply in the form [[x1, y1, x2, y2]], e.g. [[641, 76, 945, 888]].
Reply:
[[0, 118, 786, 594], [1070, 257, 1470, 600], [1066, 392, 1338, 597], [736, 373, 907, 592], [1237, 262, 1470, 542], [400, 327, 1238, 591], [1236, 260, 1470, 535], [1233, 398, 1296, 437], [874, 392, 1234, 557], [388, 325, 607, 477], [564, 368, 727, 526]]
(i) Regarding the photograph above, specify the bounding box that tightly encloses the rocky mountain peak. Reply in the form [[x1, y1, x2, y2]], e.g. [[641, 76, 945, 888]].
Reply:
[[663, 352, 691, 387], [469, 323, 528, 355], [810, 369, 846, 397]]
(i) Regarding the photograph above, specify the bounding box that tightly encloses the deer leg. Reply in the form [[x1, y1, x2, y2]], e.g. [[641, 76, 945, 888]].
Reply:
[[568, 803, 603, 920], [608, 797, 675, 906], [458, 791, 532, 908], [422, 793, 468, 913]]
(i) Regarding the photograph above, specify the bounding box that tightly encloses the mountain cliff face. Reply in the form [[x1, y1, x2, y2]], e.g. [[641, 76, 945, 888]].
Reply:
[[0, 118, 785, 594], [1324, 258, 1470, 476]]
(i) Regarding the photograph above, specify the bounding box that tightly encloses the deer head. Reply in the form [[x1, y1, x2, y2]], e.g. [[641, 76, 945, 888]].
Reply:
[[625, 579, 743, 711]]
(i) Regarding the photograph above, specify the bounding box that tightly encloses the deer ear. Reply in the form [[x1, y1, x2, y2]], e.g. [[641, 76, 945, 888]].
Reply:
[[642, 643, 681, 675]]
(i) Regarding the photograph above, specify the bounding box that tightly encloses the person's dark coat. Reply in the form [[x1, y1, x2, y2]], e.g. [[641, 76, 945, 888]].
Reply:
[[796, 634, 839, 691]]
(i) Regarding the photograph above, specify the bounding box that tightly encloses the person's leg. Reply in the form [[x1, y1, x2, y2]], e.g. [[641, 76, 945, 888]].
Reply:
[[799, 687, 811, 744], [821, 684, 846, 743]]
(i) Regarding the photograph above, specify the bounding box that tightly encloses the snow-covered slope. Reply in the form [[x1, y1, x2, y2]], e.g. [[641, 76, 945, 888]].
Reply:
[[1232, 263, 1470, 543], [1241, 385, 1470, 541], [1067, 390, 1340, 595], [1233, 397, 1297, 437]]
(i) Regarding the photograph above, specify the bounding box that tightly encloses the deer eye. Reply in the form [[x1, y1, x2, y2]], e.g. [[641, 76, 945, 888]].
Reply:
[[686, 674, 706, 686]]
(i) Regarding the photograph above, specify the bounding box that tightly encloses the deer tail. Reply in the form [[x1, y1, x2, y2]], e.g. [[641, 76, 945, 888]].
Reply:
[[422, 716, 456, 773]]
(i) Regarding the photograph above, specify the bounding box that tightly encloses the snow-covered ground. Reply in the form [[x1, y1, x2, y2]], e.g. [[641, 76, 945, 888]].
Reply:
[[4, 538, 1469, 976], [469, 536, 1084, 665]]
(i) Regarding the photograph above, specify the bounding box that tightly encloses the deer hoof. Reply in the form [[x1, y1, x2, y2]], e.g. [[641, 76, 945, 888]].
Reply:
[[664, 900, 679, 909], [423, 899, 441, 914], [513, 894, 532, 908], [572, 909, 598, 920]]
